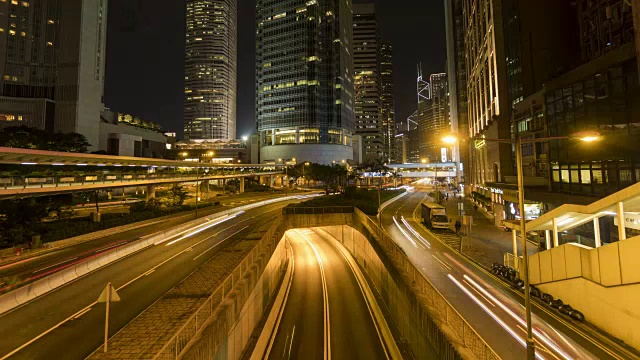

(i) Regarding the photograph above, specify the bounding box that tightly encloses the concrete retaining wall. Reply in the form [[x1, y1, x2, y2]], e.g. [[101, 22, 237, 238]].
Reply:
[[180, 234, 290, 360]]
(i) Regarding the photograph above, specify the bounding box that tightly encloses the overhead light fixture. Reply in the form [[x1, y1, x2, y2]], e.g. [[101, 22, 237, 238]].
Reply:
[[21, 162, 37, 165]]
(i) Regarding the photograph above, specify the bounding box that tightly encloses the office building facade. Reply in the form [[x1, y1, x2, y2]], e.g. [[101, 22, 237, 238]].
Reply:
[[380, 41, 396, 163], [256, 0, 355, 165], [184, 0, 237, 141], [353, 3, 383, 163], [417, 73, 450, 163], [0, 0, 108, 151], [445, 0, 468, 187]]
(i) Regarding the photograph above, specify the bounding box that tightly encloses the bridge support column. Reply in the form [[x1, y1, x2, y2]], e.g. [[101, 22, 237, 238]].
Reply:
[[203, 180, 210, 199], [239, 177, 245, 193], [146, 185, 156, 201], [270, 175, 275, 187]]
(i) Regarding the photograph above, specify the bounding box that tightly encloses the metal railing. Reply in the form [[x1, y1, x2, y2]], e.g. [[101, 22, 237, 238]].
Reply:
[[353, 209, 500, 360], [152, 215, 283, 359]]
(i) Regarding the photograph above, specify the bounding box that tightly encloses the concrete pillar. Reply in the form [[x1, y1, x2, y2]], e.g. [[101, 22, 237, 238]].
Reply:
[[270, 175, 275, 187], [512, 230, 518, 270], [239, 177, 245, 193], [146, 184, 156, 201], [617, 201, 626, 241], [552, 217, 559, 247], [545, 230, 551, 250], [594, 217, 602, 248]]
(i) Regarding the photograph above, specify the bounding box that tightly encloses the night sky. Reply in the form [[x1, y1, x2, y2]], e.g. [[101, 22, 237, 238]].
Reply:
[[104, 0, 445, 139]]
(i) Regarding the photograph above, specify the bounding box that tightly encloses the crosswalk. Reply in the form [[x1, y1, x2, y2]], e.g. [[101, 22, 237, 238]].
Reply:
[[428, 228, 462, 250]]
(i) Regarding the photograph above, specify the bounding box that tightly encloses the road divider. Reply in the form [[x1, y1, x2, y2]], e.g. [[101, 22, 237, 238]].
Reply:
[[0, 194, 314, 316]]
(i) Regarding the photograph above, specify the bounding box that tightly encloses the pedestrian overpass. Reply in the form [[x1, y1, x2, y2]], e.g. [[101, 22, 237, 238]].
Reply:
[[385, 162, 458, 179], [0, 147, 284, 200]]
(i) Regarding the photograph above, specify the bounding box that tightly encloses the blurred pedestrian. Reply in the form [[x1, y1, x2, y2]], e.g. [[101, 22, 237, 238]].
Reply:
[[455, 220, 461, 234]]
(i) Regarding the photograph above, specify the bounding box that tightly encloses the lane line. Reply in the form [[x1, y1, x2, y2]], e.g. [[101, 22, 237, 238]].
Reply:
[[72, 307, 92, 320], [31, 257, 78, 274], [432, 254, 452, 271], [296, 230, 331, 360], [462, 279, 495, 307], [314, 229, 396, 360], [193, 226, 248, 261]]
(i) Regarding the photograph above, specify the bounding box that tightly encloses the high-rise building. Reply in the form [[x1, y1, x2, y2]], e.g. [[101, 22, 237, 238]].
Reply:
[[184, 0, 237, 141], [380, 41, 396, 163], [417, 73, 449, 163], [256, 0, 355, 164], [462, 0, 513, 189], [0, 0, 108, 151], [445, 0, 468, 187], [353, 3, 383, 163]]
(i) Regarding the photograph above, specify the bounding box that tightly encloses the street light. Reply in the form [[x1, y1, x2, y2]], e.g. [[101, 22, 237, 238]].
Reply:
[[443, 131, 600, 359]]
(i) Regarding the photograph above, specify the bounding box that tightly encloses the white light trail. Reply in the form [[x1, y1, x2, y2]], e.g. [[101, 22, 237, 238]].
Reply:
[[400, 216, 431, 248], [393, 216, 418, 248]]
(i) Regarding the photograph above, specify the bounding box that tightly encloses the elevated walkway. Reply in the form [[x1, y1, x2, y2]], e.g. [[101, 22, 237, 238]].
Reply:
[[504, 182, 640, 350]]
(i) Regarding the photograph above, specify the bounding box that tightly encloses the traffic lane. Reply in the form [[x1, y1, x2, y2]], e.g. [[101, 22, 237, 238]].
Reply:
[[381, 218, 526, 359], [381, 192, 527, 358], [9, 212, 272, 360], [385, 193, 612, 359], [268, 229, 324, 360], [0, 202, 288, 359], [306, 229, 387, 360], [0, 193, 283, 286], [403, 217, 616, 360]]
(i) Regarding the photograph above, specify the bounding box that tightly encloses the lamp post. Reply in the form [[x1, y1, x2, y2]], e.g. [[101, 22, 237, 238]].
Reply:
[[442, 131, 599, 360]]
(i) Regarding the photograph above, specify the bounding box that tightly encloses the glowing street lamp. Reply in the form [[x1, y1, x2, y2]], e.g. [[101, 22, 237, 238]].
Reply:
[[442, 130, 600, 359]]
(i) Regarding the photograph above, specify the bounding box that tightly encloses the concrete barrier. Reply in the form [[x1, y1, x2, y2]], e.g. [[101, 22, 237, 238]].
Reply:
[[0, 195, 305, 316]]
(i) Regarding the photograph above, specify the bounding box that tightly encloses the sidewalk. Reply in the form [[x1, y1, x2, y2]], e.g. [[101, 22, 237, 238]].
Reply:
[[441, 192, 538, 268]]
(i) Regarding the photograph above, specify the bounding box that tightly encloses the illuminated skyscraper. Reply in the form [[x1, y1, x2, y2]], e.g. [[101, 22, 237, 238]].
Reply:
[[184, 0, 237, 141], [256, 0, 355, 164], [0, 0, 108, 151], [353, 3, 382, 163], [380, 41, 396, 163]]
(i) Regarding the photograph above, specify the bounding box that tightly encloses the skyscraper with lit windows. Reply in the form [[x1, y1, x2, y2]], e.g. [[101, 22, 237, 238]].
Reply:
[[255, 0, 355, 164], [184, 0, 237, 141]]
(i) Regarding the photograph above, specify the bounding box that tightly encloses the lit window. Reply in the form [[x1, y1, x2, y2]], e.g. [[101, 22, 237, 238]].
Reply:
[[9, 29, 15, 35], [47, 41, 53, 46], [11, 0, 17, 4], [0, 28, 4, 33], [20, 31, 26, 37], [21, 1, 28, 6], [47, 19, 54, 24]]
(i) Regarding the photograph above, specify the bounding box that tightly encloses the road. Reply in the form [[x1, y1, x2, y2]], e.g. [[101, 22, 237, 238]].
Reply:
[[0, 192, 285, 293], [0, 199, 299, 359], [265, 229, 392, 360], [383, 189, 637, 360]]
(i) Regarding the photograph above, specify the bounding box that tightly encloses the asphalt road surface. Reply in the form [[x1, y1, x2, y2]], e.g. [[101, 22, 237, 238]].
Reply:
[[266, 229, 389, 360], [0, 199, 297, 359], [0, 192, 285, 293], [382, 188, 636, 360]]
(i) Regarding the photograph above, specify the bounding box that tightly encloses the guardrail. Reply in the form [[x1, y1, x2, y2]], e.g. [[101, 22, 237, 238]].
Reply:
[[152, 215, 284, 359]]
